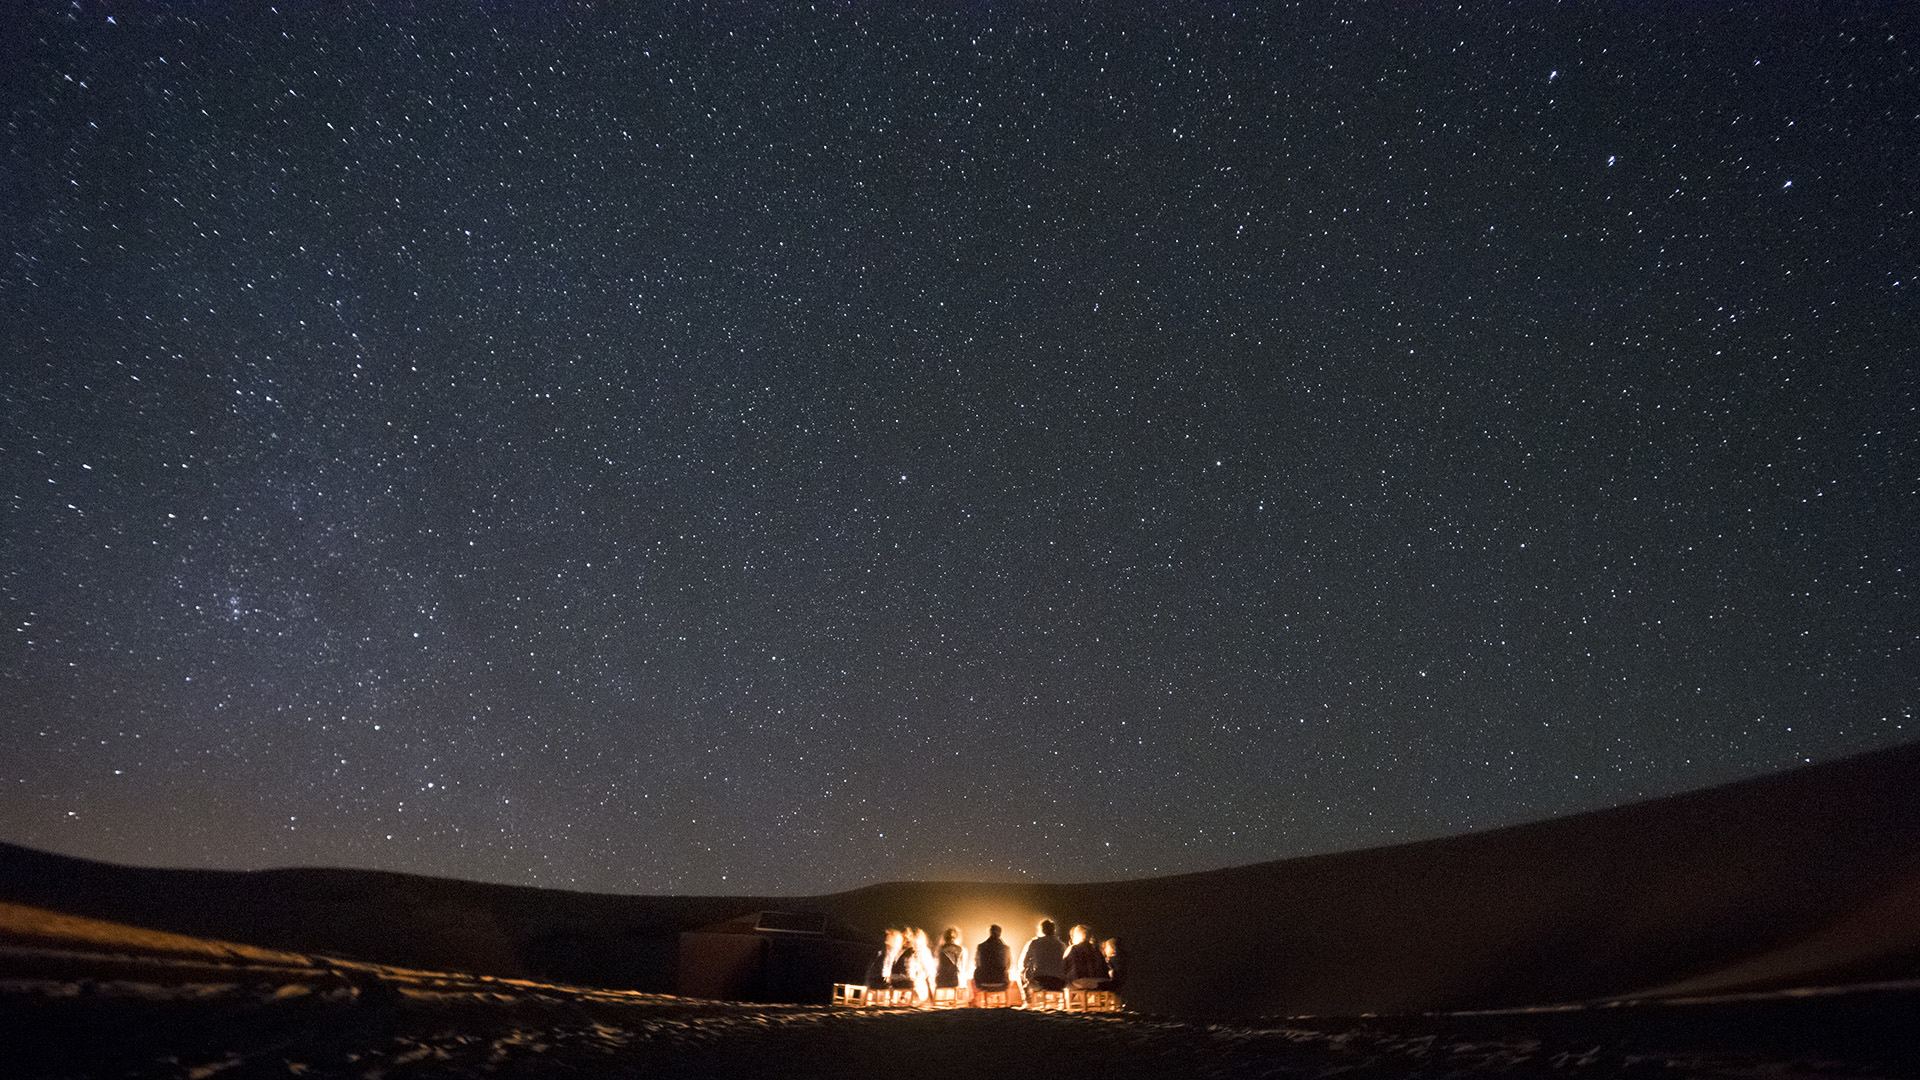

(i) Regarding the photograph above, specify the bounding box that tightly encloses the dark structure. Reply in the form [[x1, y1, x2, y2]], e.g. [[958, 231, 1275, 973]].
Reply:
[[675, 911, 871, 1004]]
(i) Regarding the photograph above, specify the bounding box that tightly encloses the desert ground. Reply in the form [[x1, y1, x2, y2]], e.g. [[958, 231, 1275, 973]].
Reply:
[[6, 744, 1920, 1077], [4, 910, 1917, 1079]]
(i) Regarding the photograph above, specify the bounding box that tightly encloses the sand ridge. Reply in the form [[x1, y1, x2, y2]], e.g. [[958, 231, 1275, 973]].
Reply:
[[6, 744, 1920, 1016], [5, 916, 1917, 1079]]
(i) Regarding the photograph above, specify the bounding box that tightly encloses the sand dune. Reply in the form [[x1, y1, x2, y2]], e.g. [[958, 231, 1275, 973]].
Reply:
[[0, 843, 770, 991], [4, 742, 1918, 1018], [3, 898, 1917, 1078], [804, 742, 1920, 1015]]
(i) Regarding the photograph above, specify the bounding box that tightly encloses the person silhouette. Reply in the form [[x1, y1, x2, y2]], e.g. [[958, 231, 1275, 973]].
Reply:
[[905, 927, 934, 1000], [1097, 937, 1126, 993], [1063, 924, 1106, 988], [972, 923, 1012, 993], [1021, 918, 1066, 994], [866, 928, 906, 990], [936, 927, 967, 990]]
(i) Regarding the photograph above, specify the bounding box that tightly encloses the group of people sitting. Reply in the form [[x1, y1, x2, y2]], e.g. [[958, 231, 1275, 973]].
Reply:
[[864, 918, 1125, 1004]]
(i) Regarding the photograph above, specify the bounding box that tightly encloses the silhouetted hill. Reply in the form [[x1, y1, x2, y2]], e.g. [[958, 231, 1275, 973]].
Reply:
[[811, 742, 1920, 1015], [0, 845, 764, 991], [5, 742, 1919, 1017]]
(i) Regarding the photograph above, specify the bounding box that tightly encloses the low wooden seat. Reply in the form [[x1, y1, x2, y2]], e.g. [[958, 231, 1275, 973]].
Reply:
[[931, 985, 969, 1008], [1065, 986, 1121, 1012], [1023, 986, 1065, 1011], [832, 983, 869, 1008], [971, 982, 1013, 1008], [869, 986, 919, 1007]]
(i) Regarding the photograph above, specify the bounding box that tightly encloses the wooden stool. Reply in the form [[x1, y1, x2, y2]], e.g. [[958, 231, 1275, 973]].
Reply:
[[971, 983, 1013, 1008], [931, 985, 969, 1008], [1066, 986, 1120, 1012], [832, 983, 869, 1008], [1024, 986, 1065, 1011]]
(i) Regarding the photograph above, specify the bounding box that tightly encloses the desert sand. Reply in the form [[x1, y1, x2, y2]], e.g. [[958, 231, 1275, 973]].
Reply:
[[3, 904, 1916, 1077], [4, 902, 1917, 1078], [5, 743, 1920, 1076]]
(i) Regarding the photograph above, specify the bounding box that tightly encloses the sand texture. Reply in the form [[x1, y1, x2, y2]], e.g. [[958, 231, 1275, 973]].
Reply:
[[6, 744, 1920, 1017], [4, 922, 1917, 1079], [6, 745, 1920, 1075]]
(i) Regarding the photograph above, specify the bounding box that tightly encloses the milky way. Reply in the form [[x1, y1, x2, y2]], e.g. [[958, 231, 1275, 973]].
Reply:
[[3, 5, 1914, 894]]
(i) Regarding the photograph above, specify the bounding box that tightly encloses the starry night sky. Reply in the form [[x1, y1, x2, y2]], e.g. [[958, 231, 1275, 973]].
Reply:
[[3, 4, 1915, 896]]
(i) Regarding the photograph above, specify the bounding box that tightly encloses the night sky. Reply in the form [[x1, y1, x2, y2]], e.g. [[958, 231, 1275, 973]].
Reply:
[[3, 4, 1915, 897]]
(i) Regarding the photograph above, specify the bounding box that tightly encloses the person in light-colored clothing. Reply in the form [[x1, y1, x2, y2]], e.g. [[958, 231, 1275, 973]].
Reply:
[[1021, 918, 1066, 993]]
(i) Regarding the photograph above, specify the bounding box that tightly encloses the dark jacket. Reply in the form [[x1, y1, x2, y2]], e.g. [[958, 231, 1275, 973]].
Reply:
[[972, 934, 1012, 986], [865, 945, 913, 989], [1064, 939, 1108, 984], [936, 942, 965, 988]]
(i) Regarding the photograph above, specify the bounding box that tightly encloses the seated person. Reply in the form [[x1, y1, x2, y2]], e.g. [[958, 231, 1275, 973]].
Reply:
[[935, 927, 966, 990], [901, 928, 929, 995], [865, 928, 915, 991], [1021, 918, 1067, 993], [972, 924, 1012, 990], [1097, 937, 1126, 993], [1063, 924, 1107, 989]]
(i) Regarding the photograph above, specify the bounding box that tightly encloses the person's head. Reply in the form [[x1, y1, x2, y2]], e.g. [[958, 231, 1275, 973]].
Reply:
[[884, 928, 904, 948], [1038, 918, 1056, 938], [987, 924, 1002, 939], [1101, 937, 1119, 958], [942, 927, 960, 945], [1070, 924, 1090, 945]]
